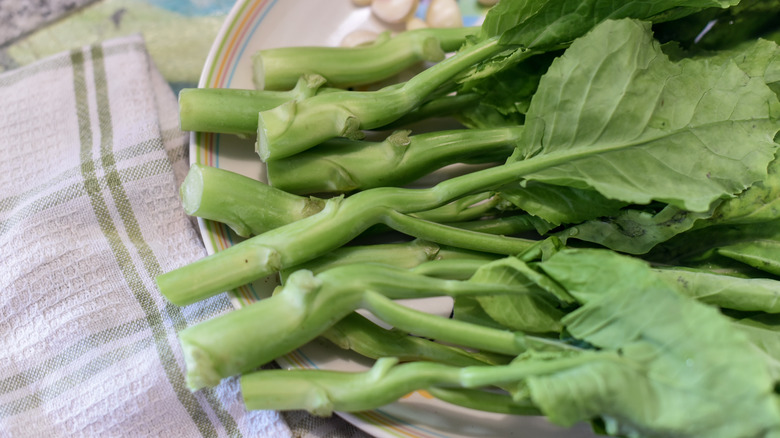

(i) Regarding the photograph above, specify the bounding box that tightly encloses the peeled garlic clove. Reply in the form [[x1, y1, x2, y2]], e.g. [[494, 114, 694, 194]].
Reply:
[[405, 16, 428, 31], [426, 0, 462, 28], [340, 29, 380, 47], [372, 0, 419, 24]]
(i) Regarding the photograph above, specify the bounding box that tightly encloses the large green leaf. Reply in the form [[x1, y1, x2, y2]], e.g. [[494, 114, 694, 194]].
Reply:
[[514, 19, 780, 212], [499, 181, 627, 227], [488, 0, 739, 49], [570, 153, 780, 256], [528, 249, 780, 437], [470, 0, 738, 86], [508, 36, 780, 250]]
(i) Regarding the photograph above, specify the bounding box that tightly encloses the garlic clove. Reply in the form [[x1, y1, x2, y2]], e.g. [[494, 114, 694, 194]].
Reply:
[[371, 0, 420, 24], [405, 16, 428, 31], [425, 0, 462, 28], [340, 29, 381, 47]]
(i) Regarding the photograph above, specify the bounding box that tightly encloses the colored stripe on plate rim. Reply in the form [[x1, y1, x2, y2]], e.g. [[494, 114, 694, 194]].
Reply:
[[192, 0, 279, 305]]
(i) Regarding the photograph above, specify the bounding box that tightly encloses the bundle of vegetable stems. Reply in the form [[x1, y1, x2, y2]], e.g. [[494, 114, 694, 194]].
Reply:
[[159, 1, 780, 436]]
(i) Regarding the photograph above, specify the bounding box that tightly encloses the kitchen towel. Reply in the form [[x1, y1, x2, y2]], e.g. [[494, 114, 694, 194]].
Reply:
[[0, 33, 298, 437]]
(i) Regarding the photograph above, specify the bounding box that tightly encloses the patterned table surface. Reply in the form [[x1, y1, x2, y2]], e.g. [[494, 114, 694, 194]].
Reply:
[[1, 0, 234, 93]]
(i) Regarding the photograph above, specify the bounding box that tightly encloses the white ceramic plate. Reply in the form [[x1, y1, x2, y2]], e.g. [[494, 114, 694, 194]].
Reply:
[[190, 1, 597, 436]]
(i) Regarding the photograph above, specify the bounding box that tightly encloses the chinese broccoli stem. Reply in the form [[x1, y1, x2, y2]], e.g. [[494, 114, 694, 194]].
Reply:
[[157, 148, 595, 306], [179, 164, 515, 236], [256, 36, 515, 161], [240, 354, 596, 415], [176, 263, 538, 389], [279, 239, 498, 283], [180, 163, 325, 237], [241, 358, 461, 415], [179, 163, 516, 233], [445, 214, 549, 236], [253, 26, 478, 90], [411, 191, 504, 223], [266, 126, 521, 194], [411, 258, 498, 280], [427, 387, 542, 416], [178, 74, 328, 135], [322, 312, 512, 367], [380, 92, 482, 129], [381, 210, 536, 255]]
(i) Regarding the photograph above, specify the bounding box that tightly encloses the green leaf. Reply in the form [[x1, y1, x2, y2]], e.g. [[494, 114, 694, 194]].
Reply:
[[684, 37, 780, 98], [529, 38, 780, 253], [451, 296, 508, 330], [529, 248, 780, 437], [480, 0, 546, 40], [499, 181, 627, 227], [646, 218, 780, 265], [564, 203, 714, 254], [654, 266, 780, 312], [732, 313, 780, 379], [494, 0, 739, 50], [563, 153, 780, 254], [472, 0, 737, 85], [718, 239, 780, 275], [654, 1, 780, 51], [583, 151, 780, 258], [515, 19, 780, 212], [456, 52, 555, 129], [710, 157, 780, 225], [468, 257, 573, 333]]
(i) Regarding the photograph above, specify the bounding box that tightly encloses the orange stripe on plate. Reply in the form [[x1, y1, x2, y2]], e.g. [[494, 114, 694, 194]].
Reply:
[[357, 410, 421, 438], [213, 0, 267, 87]]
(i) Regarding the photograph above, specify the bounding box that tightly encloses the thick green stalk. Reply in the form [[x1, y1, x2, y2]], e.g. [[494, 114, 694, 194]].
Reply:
[[447, 214, 547, 235], [427, 387, 542, 415], [178, 74, 327, 135], [412, 191, 503, 223], [176, 263, 527, 388], [381, 210, 537, 255], [380, 92, 482, 129], [411, 258, 496, 280], [240, 353, 602, 415], [157, 188, 436, 305], [266, 127, 521, 194], [361, 290, 528, 356], [157, 146, 602, 306], [458, 352, 608, 388], [180, 164, 325, 237], [280, 239, 496, 282], [256, 37, 511, 161], [241, 358, 463, 415], [180, 165, 512, 237], [322, 312, 512, 367], [253, 26, 478, 90]]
